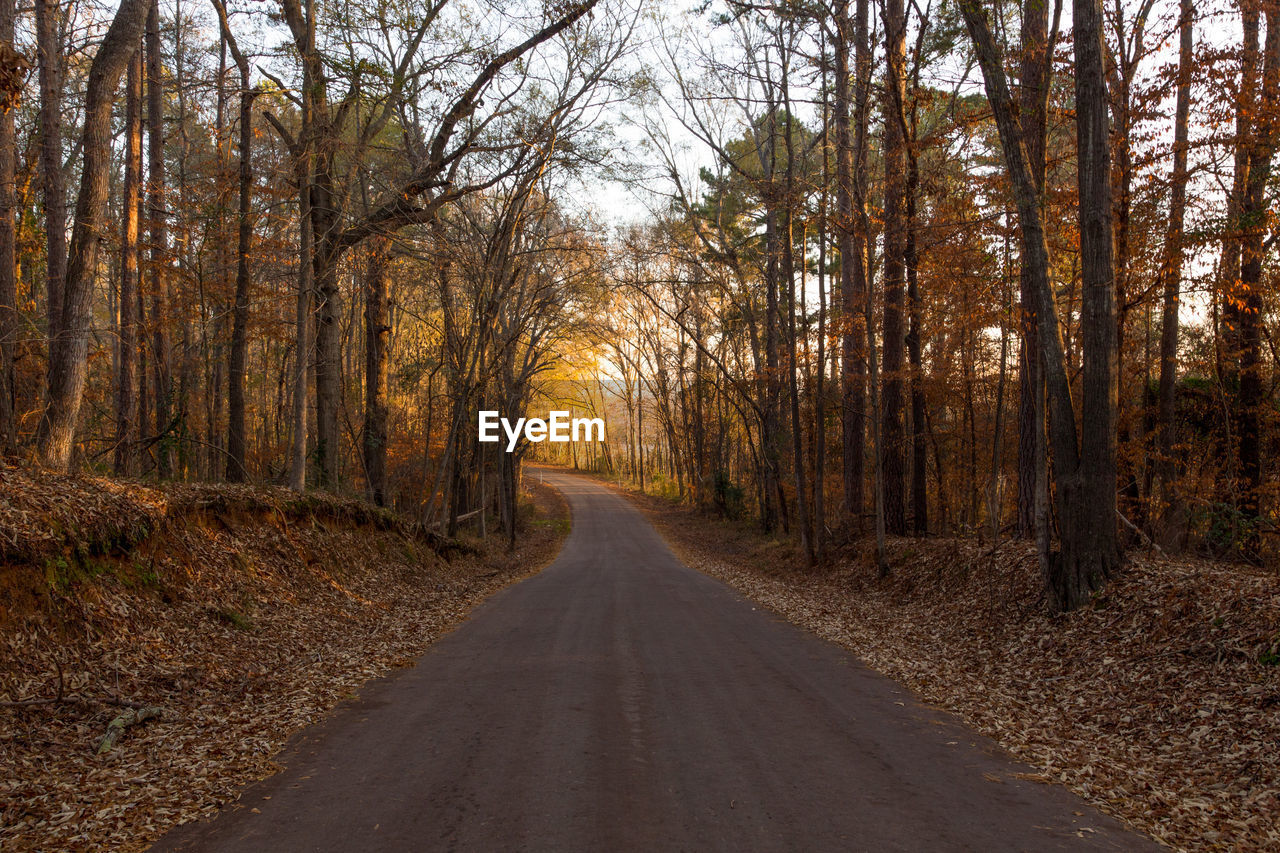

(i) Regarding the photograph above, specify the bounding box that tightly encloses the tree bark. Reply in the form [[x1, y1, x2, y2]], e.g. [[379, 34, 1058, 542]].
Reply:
[[35, 0, 66, 347], [36, 0, 152, 471], [116, 49, 143, 477], [289, 182, 313, 492], [903, 62, 926, 535], [0, 0, 18, 454], [961, 0, 1117, 611], [1154, 0, 1193, 543], [815, 52, 830, 558], [1065, 0, 1121, 607], [312, 180, 342, 489], [835, 0, 866, 528], [1236, 1, 1280, 540], [881, 0, 907, 535], [363, 239, 391, 506], [147, 0, 173, 476], [762, 185, 784, 534], [1015, 0, 1052, 538], [214, 0, 254, 482]]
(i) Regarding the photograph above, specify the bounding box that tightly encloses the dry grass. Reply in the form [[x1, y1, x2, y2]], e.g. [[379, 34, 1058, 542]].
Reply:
[[629, 488, 1280, 853], [0, 467, 568, 852]]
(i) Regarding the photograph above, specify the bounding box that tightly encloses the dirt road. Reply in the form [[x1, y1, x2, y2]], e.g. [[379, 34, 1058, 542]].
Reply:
[[153, 470, 1158, 852]]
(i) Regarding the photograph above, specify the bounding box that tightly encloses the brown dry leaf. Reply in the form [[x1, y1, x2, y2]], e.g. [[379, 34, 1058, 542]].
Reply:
[[1, 467, 569, 853], [634, 487, 1280, 853]]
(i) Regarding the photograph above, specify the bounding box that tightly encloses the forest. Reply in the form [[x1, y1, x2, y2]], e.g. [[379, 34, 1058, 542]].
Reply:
[[4, 0, 1280, 850], [0, 0, 1277, 614]]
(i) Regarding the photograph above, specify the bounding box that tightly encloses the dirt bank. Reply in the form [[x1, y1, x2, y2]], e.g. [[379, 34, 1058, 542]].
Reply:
[[0, 468, 568, 852]]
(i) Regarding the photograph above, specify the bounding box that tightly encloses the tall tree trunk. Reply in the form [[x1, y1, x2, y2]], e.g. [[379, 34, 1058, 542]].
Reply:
[[215, 0, 254, 482], [311, 144, 342, 489], [780, 36, 813, 565], [1064, 0, 1121, 607], [762, 187, 783, 534], [904, 96, 927, 535], [171, 0, 194, 477], [865, 236, 888, 574], [363, 239, 391, 505], [1237, 1, 1280, 540], [835, 0, 865, 528], [0, 0, 18, 454], [989, 233, 1012, 541], [36, 0, 152, 471], [1107, 1, 1153, 529], [881, 0, 907, 535], [290, 184, 313, 492], [1016, 0, 1053, 538], [116, 50, 143, 476], [961, 0, 1113, 611], [147, 0, 173, 476], [784, 205, 813, 563], [815, 50, 830, 559], [36, 0, 66, 350], [1154, 0, 1193, 543], [284, 0, 316, 493], [1217, 4, 1256, 543], [224, 79, 252, 481]]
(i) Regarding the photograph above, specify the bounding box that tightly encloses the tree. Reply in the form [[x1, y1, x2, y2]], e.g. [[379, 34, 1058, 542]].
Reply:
[[36, 0, 153, 471], [363, 238, 392, 505], [835, 0, 867, 530], [35, 0, 66, 349], [1154, 0, 1194, 543], [777, 16, 814, 565], [213, 0, 257, 482], [116, 48, 144, 476], [275, 0, 599, 489], [1067, 0, 1121, 604], [959, 0, 1119, 611], [147, 0, 174, 476], [881, 0, 908, 535], [1232, 0, 1280, 543], [0, 0, 22, 455], [1015, 0, 1056, 539]]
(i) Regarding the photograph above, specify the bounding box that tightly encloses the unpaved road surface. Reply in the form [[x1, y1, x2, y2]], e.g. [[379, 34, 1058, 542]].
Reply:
[[153, 470, 1158, 852]]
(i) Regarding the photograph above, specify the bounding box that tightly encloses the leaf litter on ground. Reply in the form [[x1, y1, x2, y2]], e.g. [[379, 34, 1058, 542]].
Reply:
[[0, 466, 569, 852], [630, 487, 1279, 853]]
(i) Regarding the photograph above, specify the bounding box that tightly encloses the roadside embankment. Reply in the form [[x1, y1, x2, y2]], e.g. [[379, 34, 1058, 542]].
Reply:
[[0, 467, 568, 852], [623, 483, 1279, 852]]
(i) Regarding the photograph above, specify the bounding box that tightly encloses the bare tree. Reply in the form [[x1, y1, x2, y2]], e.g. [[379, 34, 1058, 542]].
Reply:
[[272, 0, 598, 489], [363, 238, 392, 505]]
